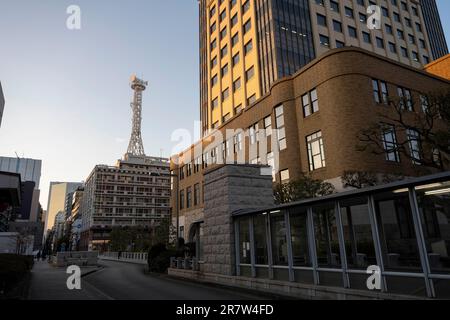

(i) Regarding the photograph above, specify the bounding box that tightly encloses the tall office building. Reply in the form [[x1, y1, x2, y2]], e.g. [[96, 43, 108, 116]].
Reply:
[[420, 0, 448, 60], [45, 182, 83, 233], [0, 157, 42, 222], [79, 154, 170, 251], [200, 0, 435, 133], [0, 157, 41, 189], [0, 82, 4, 128]]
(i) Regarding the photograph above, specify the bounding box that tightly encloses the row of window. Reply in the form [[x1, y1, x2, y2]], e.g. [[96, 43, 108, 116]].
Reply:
[[381, 123, 441, 166], [209, 0, 249, 22], [372, 78, 432, 113], [179, 183, 202, 210], [211, 67, 255, 111], [316, 0, 419, 18], [315, 0, 429, 64], [319, 31, 429, 64]]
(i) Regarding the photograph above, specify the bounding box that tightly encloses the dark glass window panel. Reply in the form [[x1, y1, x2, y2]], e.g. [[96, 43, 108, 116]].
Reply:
[[313, 204, 341, 268]]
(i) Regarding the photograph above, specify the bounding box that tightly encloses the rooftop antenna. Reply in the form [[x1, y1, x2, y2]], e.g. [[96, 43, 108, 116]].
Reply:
[[127, 74, 148, 156]]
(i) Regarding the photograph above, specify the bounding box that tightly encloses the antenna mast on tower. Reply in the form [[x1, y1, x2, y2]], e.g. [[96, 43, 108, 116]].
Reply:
[[127, 75, 148, 156]]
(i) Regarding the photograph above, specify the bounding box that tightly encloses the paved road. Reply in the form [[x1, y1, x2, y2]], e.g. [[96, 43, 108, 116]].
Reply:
[[28, 260, 269, 300]]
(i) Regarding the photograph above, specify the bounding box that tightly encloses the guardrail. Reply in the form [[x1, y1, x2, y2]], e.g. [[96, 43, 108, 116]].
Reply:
[[170, 257, 200, 271], [99, 252, 148, 265]]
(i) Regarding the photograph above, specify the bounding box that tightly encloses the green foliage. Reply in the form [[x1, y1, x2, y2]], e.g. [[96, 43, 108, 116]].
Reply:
[[274, 174, 335, 204], [147, 243, 177, 273], [109, 226, 152, 252]]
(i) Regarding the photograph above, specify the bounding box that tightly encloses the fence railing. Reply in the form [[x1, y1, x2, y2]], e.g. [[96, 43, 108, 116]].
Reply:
[[99, 252, 148, 264], [170, 257, 200, 271]]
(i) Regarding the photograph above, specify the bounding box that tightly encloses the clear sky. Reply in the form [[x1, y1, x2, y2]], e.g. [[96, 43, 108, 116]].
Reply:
[[0, 0, 449, 209]]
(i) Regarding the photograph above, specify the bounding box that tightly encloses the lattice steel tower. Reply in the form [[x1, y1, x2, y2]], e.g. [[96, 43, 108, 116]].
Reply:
[[127, 75, 148, 156]]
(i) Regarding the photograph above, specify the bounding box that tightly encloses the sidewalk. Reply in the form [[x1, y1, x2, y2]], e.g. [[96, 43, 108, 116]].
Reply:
[[28, 260, 111, 300]]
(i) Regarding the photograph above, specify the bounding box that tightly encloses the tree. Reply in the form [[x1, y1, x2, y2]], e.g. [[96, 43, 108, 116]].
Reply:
[[357, 91, 450, 171], [274, 174, 335, 204], [341, 170, 405, 189]]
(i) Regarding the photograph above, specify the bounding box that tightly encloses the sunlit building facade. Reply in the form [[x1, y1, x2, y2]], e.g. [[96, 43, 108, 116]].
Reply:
[[200, 0, 436, 134]]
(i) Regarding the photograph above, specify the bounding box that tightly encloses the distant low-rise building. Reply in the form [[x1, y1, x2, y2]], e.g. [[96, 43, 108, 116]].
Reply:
[[79, 154, 170, 251]]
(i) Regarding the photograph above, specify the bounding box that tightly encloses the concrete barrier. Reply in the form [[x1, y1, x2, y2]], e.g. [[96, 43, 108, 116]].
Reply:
[[53, 251, 99, 267]]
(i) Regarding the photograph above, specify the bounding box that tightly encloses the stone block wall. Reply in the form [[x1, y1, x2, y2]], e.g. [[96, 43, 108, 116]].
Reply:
[[202, 164, 274, 276]]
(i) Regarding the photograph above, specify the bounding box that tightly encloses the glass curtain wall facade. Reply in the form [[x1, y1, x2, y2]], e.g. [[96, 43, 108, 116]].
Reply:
[[420, 0, 449, 60], [255, 0, 315, 94], [234, 172, 450, 298]]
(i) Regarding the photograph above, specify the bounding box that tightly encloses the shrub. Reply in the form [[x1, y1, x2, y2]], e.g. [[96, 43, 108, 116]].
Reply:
[[147, 243, 177, 273]]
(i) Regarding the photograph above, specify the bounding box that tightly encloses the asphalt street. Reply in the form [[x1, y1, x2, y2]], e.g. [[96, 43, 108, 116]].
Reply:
[[28, 259, 269, 300]]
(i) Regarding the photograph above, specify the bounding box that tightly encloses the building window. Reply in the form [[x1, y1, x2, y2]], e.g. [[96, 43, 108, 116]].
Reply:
[[249, 123, 259, 145], [302, 88, 319, 117], [359, 13, 367, 23], [345, 7, 354, 18], [330, 0, 339, 12], [220, 9, 226, 22], [247, 94, 256, 105], [231, 13, 238, 27], [233, 77, 241, 92], [194, 183, 200, 206], [211, 38, 217, 50], [232, 53, 240, 66], [179, 190, 185, 210], [307, 131, 326, 171], [397, 87, 413, 111], [210, 22, 216, 34], [264, 116, 272, 136], [372, 79, 389, 104], [211, 56, 217, 68], [385, 24, 393, 35], [220, 27, 227, 40], [348, 26, 357, 38], [319, 34, 330, 47], [234, 132, 243, 152], [211, 97, 218, 110], [275, 105, 287, 151], [186, 187, 192, 208], [336, 40, 345, 48], [280, 169, 290, 183], [267, 152, 275, 181], [381, 124, 400, 162], [242, 0, 250, 14], [333, 20, 342, 32], [222, 87, 230, 101], [389, 42, 396, 53], [221, 45, 228, 58], [376, 37, 384, 48], [210, 6, 216, 18], [235, 104, 242, 114], [317, 14, 327, 27], [223, 112, 231, 123], [420, 95, 429, 113], [211, 74, 218, 87], [407, 129, 421, 165], [243, 19, 251, 34], [244, 40, 253, 55], [221, 63, 229, 77], [231, 33, 239, 47], [246, 66, 255, 81], [362, 31, 371, 43]]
